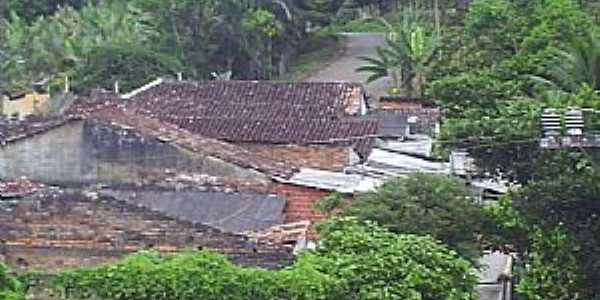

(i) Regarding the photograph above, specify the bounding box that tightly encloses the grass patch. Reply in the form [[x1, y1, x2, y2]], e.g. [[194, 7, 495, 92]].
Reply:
[[329, 18, 387, 33], [278, 33, 343, 81]]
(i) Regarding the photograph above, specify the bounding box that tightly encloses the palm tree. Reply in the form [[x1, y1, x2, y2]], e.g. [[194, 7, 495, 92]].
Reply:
[[357, 19, 438, 97], [532, 30, 600, 92]]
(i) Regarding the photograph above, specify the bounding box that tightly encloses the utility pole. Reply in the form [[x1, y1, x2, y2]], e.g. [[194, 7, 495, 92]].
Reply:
[[434, 0, 442, 59], [0, 51, 6, 95]]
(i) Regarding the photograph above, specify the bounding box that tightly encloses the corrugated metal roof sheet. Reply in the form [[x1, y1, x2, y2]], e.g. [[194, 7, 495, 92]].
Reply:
[[278, 168, 382, 193], [367, 149, 450, 174]]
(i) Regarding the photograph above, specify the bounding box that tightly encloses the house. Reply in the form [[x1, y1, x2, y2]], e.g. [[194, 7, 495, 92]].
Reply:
[[1, 91, 49, 120], [0, 81, 383, 257]]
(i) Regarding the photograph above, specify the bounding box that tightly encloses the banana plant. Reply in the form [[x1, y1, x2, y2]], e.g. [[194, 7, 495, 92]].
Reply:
[[357, 19, 438, 97], [1, 2, 158, 93]]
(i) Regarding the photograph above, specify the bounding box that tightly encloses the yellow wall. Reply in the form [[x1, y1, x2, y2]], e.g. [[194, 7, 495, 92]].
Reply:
[[1, 92, 49, 119]]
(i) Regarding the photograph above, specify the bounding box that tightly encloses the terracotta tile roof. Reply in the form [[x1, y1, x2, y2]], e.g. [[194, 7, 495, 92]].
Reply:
[[0, 178, 45, 198], [66, 90, 122, 117], [162, 117, 378, 155], [68, 81, 380, 174], [125, 80, 378, 158], [0, 115, 68, 145], [133, 80, 365, 116], [0, 186, 294, 270]]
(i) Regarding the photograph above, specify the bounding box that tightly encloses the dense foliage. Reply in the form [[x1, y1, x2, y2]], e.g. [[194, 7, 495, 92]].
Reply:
[[311, 218, 477, 300], [513, 158, 600, 298], [0, 263, 24, 300], [50, 218, 476, 300], [339, 174, 486, 261], [54, 251, 340, 300], [1, 2, 158, 93], [484, 152, 600, 299], [3, 1, 600, 299], [414, 1, 600, 298], [0, 0, 344, 94], [429, 0, 597, 180], [75, 46, 181, 93]]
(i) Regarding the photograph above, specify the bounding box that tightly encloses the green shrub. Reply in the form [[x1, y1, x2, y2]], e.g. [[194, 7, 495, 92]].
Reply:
[[52, 250, 340, 300], [50, 219, 477, 300], [330, 18, 387, 33], [311, 218, 478, 299], [0, 263, 24, 300], [341, 174, 487, 261]]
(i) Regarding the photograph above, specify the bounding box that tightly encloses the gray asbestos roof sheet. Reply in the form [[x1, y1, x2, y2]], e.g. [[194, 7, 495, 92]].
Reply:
[[101, 189, 286, 233]]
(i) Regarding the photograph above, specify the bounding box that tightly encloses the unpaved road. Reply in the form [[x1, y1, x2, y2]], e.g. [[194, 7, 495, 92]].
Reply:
[[304, 33, 389, 101]]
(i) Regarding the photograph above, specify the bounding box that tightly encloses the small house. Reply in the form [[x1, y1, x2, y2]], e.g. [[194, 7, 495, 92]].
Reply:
[[1, 91, 49, 120]]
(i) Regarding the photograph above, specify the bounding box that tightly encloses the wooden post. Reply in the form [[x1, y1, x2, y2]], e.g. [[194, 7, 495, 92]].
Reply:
[[114, 81, 120, 94]]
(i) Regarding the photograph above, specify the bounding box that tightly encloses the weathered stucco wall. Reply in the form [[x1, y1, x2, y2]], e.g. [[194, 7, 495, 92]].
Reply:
[[0, 120, 268, 185], [0, 121, 98, 184]]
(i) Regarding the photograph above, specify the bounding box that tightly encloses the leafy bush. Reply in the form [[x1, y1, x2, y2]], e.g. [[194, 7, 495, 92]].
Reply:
[[53, 251, 341, 300], [517, 226, 583, 300], [330, 18, 387, 33], [310, 218, 478, 300], [511, 162, 600, 298], [341, 174, 486, 261], [0, 263, 24, 300], [50, 218, 477, 300], [428, 69, 523, 117]]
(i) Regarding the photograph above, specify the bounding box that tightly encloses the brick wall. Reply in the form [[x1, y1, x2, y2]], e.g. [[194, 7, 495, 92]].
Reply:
[[0, 190, 293, 271], [271, 184, 329, 225], [241, 144, 352, 172]]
